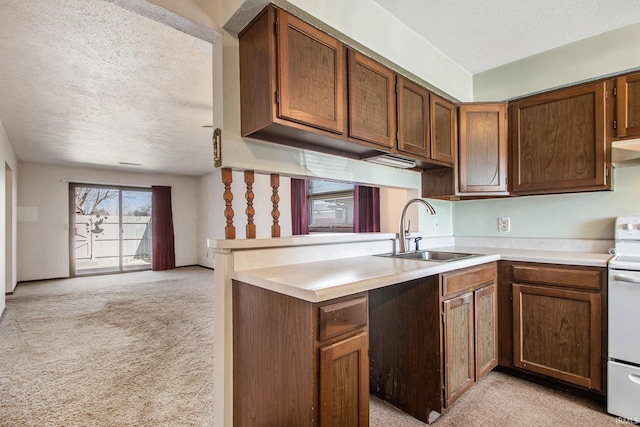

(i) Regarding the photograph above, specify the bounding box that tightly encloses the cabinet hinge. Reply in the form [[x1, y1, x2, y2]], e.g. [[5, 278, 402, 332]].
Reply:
[[613, 87, 617, 96], [613, 120, 617, 130], [605, 165, 609, 179], [275, 90, 280, 104], [442, 312, 445, 324], [274, 21, 278, 35]]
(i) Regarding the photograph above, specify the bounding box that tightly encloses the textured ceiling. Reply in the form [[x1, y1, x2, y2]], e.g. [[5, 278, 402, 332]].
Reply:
[[0, 0, 214, 176], [371, 0, 640, 74]]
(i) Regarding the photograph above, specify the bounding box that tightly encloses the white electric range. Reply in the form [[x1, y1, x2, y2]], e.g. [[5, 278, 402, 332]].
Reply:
[[608, 216, 640, 422]]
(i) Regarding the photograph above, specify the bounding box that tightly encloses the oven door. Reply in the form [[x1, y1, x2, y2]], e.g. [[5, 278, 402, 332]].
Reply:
[[609, 269, 640, 364]]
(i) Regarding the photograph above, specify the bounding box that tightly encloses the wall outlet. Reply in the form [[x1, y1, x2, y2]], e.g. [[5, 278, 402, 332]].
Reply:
[[498, 217, 511, 232]]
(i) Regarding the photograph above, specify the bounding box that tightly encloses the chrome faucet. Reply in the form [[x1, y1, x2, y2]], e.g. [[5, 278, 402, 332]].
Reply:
[[398, 198, 436, 253]]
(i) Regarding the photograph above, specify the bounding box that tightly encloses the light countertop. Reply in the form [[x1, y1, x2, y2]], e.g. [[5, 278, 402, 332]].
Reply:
[[435, 246, 611, 267], [232, 246, 612, 303]]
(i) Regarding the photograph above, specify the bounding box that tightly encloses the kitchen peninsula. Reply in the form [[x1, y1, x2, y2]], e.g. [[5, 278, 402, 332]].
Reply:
[[210, 234, 610, 426]]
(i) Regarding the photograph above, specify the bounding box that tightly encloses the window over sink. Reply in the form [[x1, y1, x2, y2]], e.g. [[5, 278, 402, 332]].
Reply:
[[307, 179, 354, 232]]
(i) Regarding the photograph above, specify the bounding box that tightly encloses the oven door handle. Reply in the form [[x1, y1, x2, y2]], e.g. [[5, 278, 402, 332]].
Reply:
[[613, 274, 640, 284]]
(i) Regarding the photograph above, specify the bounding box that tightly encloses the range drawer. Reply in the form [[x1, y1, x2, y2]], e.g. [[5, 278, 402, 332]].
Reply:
[[318, 295, 368, 341]]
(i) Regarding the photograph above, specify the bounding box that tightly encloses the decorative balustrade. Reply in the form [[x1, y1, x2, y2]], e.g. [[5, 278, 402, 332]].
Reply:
[[221, 168, 281, 239]]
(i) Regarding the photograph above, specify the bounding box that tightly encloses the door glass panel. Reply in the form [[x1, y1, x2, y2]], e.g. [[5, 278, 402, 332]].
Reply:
[[72, 185, 152, 275], [122, 190, 152, 271]]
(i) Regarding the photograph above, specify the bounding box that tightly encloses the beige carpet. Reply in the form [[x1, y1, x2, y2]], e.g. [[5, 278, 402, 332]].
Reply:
[[0, 266, 621, 426], [0, 267, 216, 426], [370, 370, 618, 427]]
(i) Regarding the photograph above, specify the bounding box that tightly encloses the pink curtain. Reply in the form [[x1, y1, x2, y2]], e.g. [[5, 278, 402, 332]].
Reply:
[[353, 185, 380, 232], [291, 178, 309, 235], [151, 186, 176, 270]]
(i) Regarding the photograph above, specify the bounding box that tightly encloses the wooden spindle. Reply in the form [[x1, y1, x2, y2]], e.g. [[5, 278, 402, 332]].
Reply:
[[222, 168, 235, 239], [244, 170, 256, 239], [270, 173, 281, 237]]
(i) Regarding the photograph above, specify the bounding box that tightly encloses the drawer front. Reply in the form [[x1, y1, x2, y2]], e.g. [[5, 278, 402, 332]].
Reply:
[[442, 263, 497, 298], [319, 296, 368, 341], [512, 265, 602, 291]]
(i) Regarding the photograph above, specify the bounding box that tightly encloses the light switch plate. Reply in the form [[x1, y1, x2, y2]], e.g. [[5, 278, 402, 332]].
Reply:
[[498, 217, 510, 232]]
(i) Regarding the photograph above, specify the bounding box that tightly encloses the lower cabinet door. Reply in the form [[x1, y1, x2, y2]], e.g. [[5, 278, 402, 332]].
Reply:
[[319, 332, 369, 427], [475, 284, 498, 380], [443, 292, 475, 406], [512, 284, 602, 390]]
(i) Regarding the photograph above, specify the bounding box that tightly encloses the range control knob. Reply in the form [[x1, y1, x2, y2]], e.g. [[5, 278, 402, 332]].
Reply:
[[624, 223, 635, 231]]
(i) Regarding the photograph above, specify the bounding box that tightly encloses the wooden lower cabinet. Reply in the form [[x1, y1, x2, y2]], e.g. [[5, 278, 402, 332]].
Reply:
[[443, 292, 475, 405], [513, 284, 601, 389], [498, 261, 606, 393], [319, 333, 369, 426], [475, 284, 499, 379], [370, 262, 498, 424], [233, 281, 369, 427], [442, 278, 498, 407]]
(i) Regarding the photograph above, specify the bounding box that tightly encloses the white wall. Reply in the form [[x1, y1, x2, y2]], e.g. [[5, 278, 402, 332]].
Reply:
[[473, 21, 640, 101], [0, 120, 18, 318], [163, 0, 639, 246], [454, 166, 640, 241], [198, 172, 217, 268], [458, 20, 640, 242], [278, 0, 472, 101], [221, 0, 472, 101], [217, 29, 450, 236], [17, 162, 200, 282], [214, 0, 457, 239]]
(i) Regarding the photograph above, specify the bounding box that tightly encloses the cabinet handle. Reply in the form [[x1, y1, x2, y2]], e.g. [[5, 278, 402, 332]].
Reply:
[[614, 274, 640, 284], [630, 374, 640, 385]]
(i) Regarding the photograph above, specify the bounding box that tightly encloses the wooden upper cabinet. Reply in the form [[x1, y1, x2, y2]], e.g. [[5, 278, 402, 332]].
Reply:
[[397, 76, 431, 158], [458, 103, 508, 194], [510, 81, 609, 195], [616, 71, 640, 138], [277, 9, 345, 134], [430, 95, 456, 165], [347, 50, 396, 149]]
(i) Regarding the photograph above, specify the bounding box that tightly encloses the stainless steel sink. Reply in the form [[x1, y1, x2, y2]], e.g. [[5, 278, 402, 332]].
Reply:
[[376, 250, 477, 262]]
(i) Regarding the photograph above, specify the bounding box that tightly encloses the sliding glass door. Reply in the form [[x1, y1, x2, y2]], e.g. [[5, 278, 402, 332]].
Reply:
[[71, 184, 152, 276]]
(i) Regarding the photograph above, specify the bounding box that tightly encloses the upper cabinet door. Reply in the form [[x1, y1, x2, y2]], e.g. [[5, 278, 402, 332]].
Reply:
[[510, 81, 608, 195], [430, 95, 456, 165], [458, 103, 508, 194], [277, 9, 345, 134], [397, 76, 431, 158], [616, 72, 640, 138], [347, 50, 396, 149]]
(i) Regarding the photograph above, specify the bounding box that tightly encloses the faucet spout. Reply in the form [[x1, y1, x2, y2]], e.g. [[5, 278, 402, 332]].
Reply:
[[398, 198, 436, 254]]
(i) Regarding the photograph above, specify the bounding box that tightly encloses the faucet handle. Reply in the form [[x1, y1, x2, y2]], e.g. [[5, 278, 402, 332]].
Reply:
[[414, 236, 423, 251]]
